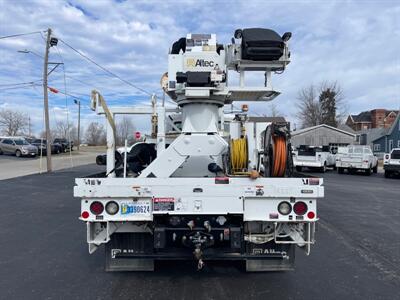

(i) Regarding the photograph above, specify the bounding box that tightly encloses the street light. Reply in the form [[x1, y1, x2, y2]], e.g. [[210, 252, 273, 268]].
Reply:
[[17, 49, 43, 59], [74, 99, 81, 151]]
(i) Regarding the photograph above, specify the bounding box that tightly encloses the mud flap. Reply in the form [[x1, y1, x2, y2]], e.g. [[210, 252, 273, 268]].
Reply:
[[245, 244, 295, 272], [105, 233, 154, 271]]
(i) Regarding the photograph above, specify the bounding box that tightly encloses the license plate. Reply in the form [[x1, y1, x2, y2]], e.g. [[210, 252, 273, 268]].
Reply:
[[120, 200, 151, 215]]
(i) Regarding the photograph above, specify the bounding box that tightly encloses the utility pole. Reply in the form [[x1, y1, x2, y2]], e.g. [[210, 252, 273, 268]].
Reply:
[[43, 28, 52, 172], [74, 99, 81, 151]]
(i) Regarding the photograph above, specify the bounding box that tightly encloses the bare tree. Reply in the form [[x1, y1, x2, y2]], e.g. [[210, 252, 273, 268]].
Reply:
[[0, 109, 28, 136], [267, 102, 283, 118], [116, 116, 135, 146], [69, 126, 81, 145], [296, 85, 321, 128], [85, 122, 106, 146], [54, 120, 73, 139], [296, 82, 347, 129]]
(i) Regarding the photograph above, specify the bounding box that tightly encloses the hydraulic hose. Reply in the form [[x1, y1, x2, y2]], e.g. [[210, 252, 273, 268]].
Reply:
[[230, 138, 248, 174], [271, 135, 287, 177]]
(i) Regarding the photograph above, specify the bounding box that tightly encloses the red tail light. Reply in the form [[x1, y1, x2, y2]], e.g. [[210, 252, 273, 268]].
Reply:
[[81, 211, 89, 219], [307, 211, 315, 219], [293, 201, 308, 215], [90, 201, 104, 215]]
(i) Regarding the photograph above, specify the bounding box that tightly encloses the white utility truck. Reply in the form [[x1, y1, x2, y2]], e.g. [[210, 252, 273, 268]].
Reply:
[[293, 145, 336, 173], [74, 28, 324, 271], [336, 145, 378, 175], [383, 148, 400, 178]]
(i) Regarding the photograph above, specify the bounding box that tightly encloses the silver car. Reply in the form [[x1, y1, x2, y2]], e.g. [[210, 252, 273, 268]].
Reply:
[[0, 138, 38, 157]]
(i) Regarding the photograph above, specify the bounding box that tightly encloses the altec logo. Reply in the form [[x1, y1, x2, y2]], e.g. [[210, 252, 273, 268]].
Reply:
[[186, 58, 214, 68]]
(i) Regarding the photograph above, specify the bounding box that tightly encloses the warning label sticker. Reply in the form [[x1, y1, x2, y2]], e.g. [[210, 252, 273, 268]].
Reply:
[[153, 197, 175, 211]]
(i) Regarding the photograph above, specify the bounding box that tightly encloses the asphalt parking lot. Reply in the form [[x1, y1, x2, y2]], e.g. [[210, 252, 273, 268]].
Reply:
[[0, 147, 103, 180], [0, 166, 399, 300]]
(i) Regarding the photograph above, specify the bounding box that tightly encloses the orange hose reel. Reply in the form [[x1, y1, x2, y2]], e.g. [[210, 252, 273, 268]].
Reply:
[[272, 135, 288, 177]]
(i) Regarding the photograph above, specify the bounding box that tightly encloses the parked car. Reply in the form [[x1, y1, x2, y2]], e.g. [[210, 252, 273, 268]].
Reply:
[[336, 145, 378, 175], [53, 138, 74, 152], [383, 148, 400, 178], [293, 145, 336, 173], [30, 139, 63, 155], [0, 137, 38, 157]]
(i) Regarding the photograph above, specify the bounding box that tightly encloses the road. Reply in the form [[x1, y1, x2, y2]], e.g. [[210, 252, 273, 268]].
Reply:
[[0, 166, 398, 300], [0, 148, 103, 180]]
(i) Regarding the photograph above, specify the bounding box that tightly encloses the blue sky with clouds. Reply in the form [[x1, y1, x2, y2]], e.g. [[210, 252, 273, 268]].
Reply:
[[0, 0, 399, 135]]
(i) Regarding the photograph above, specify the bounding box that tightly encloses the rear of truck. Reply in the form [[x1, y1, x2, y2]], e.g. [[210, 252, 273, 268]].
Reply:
[[74, 27, 324, 272], [293, 146, 334, 172], [336, 145, 377, 174], [75, 176, 323, 271], [384, 148, 400, 177]]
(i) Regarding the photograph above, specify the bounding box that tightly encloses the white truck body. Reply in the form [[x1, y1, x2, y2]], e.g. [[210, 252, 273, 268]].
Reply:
[[74, 28, 324, 272], [336, 145, 378, 175], [293, 146, 335, 172], [383, 148, 400, 178]]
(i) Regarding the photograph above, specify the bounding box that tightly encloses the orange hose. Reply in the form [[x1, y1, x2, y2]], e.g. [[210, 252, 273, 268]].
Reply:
[[272, 135, 287, 177]]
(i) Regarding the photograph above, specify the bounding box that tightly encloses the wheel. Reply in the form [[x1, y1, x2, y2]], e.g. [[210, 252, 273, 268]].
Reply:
[[365, 166, 371, 176], [349, 169, 356, 175], [373, 165, 378, 173], [15, 150, 21, 157], [338, 167, 344, 174], [296, 166, 302, 172], [384, 170, 391, 178]]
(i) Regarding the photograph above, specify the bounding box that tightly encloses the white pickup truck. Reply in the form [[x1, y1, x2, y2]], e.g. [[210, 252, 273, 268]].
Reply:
[[293, 146, 336, 173], [336, 145, 378, 175], [383, 148, 400, 178]]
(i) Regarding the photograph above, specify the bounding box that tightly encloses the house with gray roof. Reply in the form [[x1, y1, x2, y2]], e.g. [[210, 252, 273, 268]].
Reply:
[[371, 113, 400, 155]]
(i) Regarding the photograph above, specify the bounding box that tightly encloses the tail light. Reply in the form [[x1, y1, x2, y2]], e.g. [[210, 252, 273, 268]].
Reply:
[[278, 201, 292, 215], [293, 201, 308, 215], [363, 160, 369, 163], [105, 201, 119, 215], [385, 154, 389, 159], [90, 201, 104, 215], [307, 211, 315, 219]]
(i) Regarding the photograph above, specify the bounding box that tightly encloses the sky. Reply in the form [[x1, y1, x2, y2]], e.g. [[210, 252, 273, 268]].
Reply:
[[0, 0, 399, 136]]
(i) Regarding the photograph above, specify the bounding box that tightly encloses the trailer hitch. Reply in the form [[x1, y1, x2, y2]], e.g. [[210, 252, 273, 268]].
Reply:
[[182, 231, 214, 270]]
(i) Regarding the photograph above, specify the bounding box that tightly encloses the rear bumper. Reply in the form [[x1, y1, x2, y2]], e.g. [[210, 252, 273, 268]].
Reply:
[[384, 164, 400, 172], [294, 161, 322, 167], [336, 162, 368, 169]]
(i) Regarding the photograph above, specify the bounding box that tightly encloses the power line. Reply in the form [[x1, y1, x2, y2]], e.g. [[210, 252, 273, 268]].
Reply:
[[57, 37, 152, 96], [0, 79, 42, 87], [0, 83, 37, 91], [0, 31, 43, 40]]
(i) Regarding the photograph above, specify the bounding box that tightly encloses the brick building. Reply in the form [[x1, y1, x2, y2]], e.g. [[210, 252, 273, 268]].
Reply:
[[346, 109, 398, 131]]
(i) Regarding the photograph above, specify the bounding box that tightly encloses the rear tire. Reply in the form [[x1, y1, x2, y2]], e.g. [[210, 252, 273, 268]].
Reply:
[[320, 163, 327, 173], [338, 167, 344, 174], [15, 150, 21, 157], [384, 170, 391, 178], [296, 166, 302, 172], [373, 165, 378, 173], [365, 166, 371, 176]]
